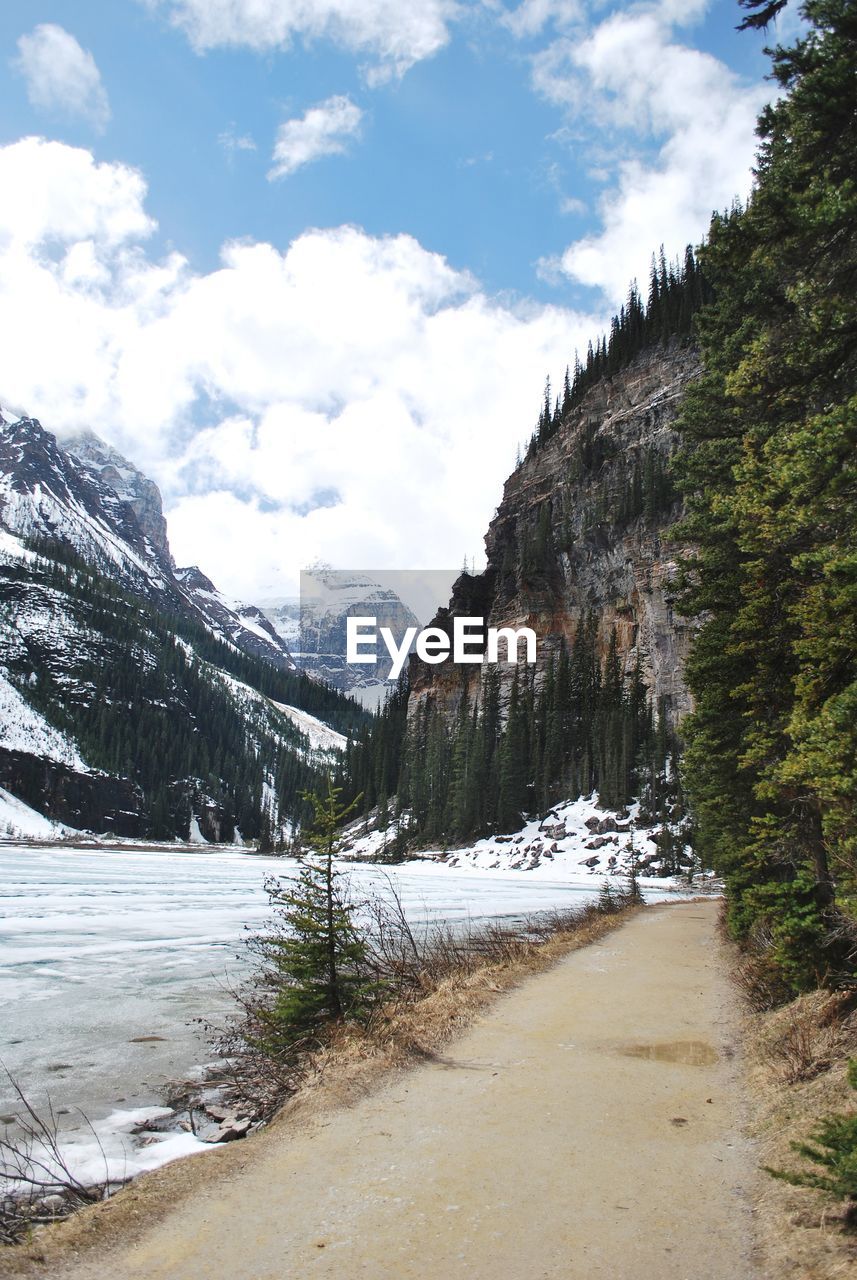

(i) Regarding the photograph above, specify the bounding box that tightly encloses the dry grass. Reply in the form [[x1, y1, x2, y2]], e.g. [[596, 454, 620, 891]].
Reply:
[[205, 885, 643, 1122], [757, 992, 857, 1086], [737, 969, 857, 1278]]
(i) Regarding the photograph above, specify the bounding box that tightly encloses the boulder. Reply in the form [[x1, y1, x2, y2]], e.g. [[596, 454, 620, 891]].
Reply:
[[203, 1114, 252, 1143], [540, 821, 566, 839]]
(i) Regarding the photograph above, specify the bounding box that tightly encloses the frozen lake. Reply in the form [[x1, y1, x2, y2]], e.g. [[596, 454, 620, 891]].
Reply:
[[1, 843, 619, 1134]]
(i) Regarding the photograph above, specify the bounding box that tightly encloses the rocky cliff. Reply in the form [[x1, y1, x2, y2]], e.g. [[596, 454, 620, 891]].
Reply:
[[62, 428, 171, 559], [410, 341, 699, 724]]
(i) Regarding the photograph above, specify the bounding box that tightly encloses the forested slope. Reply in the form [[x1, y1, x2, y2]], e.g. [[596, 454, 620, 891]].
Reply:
[[676, 0, 857, 987]]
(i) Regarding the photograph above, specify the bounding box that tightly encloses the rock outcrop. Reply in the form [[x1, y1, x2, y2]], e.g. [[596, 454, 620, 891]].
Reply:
[[62, 428, 171, 559], [410, 341, 699, 725]]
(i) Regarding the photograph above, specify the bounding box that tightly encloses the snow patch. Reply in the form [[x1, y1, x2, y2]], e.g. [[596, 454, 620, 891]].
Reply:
[[0, 786, 75, 839], [270, 703, 346, 753], [188, 816, 208, 845], [0, 1104, 217, 1195], [0, 671, 88, 770], [340, 794, 705, 891]]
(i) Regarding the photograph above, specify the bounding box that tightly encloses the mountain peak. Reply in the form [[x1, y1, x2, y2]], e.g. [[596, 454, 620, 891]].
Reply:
[[61, 429, 171, 560]]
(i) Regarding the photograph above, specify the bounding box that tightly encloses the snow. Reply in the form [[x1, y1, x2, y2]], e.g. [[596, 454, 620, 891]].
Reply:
[[341, 825, 395, 860], [0, 670, 89, 770], [205, 666, 346, 761], [0, 1104, 217, 1195], [0, 786, 75, 839], [231, 613, 274, 644], [271, 702, 346, 753], [0, 527, 35, 564], [301, 571, 409, 616], [188, 816, 207, 845], [341, 795, 703, 890], [0, 479, 169, 592], [264, 608, 300, 645]]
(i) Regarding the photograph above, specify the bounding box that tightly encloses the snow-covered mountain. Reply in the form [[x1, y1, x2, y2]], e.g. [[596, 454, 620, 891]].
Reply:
[[174, 566, 297, 673], [0, 414, 175, 592], [262, 570, 421, 709], [0, 412, 365, 842], [0, 414, 297, 670], [61, 428, 171, 557]]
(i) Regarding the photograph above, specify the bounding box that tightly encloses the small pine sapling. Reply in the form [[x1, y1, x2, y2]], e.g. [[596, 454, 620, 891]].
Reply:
[[765, 1059, 857, 1227]]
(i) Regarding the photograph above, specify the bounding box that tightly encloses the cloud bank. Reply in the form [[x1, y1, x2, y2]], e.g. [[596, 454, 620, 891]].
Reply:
[[148, 0, 459, 81], [0, 137, 597, 599], [521, 0, 768, 299]]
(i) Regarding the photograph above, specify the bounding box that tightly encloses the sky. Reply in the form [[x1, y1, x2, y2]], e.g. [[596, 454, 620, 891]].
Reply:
[[0, 0, 791, 601]]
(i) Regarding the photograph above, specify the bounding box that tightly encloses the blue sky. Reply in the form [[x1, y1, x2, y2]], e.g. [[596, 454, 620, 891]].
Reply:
[[0, 0, 783, 598]]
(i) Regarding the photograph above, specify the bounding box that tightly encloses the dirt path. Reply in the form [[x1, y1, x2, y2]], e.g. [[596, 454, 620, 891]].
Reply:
[[57, 900, 759, 1280]]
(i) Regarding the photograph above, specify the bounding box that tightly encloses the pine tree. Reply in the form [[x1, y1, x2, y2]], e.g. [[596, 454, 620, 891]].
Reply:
[[674, 0, 857, 986], [255, 779, 373, 1049], [498, 669, 530, 828]]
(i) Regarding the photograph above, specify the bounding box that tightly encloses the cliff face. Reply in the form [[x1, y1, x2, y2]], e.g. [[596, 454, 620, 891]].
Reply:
[[61, 428, 172, 560], [410, 342, 700, 724]]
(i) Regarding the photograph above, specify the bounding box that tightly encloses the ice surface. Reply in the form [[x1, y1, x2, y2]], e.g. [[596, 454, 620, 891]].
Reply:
[[1, 840, 696, 1191]]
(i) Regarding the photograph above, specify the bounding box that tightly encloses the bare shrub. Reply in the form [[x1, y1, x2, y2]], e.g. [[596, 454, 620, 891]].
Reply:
[[732, 951, 795, 1012], [0, 1074, 109, 1246]]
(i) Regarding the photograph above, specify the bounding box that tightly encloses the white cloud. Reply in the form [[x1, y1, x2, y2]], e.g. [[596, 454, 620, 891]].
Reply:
[[524, 3, 768, 301], [218, 127, 257, 157], [559, 195, 585, 215], [498, 0, 582, 40], [0, 138, 601, 599], [268, 96, 363, 180], [148, 0, 459, 81], [14, 25, 110, 132]]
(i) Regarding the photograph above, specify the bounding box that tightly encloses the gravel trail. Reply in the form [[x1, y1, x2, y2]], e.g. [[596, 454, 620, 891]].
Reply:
[[53, 900, 760, 1279]]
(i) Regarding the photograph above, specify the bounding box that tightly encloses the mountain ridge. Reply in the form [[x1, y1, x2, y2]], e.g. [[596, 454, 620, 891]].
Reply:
[[0, 414, 366, 842]]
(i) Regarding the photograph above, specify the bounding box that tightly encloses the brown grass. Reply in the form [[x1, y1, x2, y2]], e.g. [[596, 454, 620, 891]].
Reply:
[[756, 992, 857, 1086], [736, 965, 857, 1278]]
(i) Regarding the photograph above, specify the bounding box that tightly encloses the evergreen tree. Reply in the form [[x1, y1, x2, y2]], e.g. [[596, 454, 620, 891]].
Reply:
[[255, 779, 373, 1051], [674, 0, 857, 986], [498, 669, 530, 828]]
